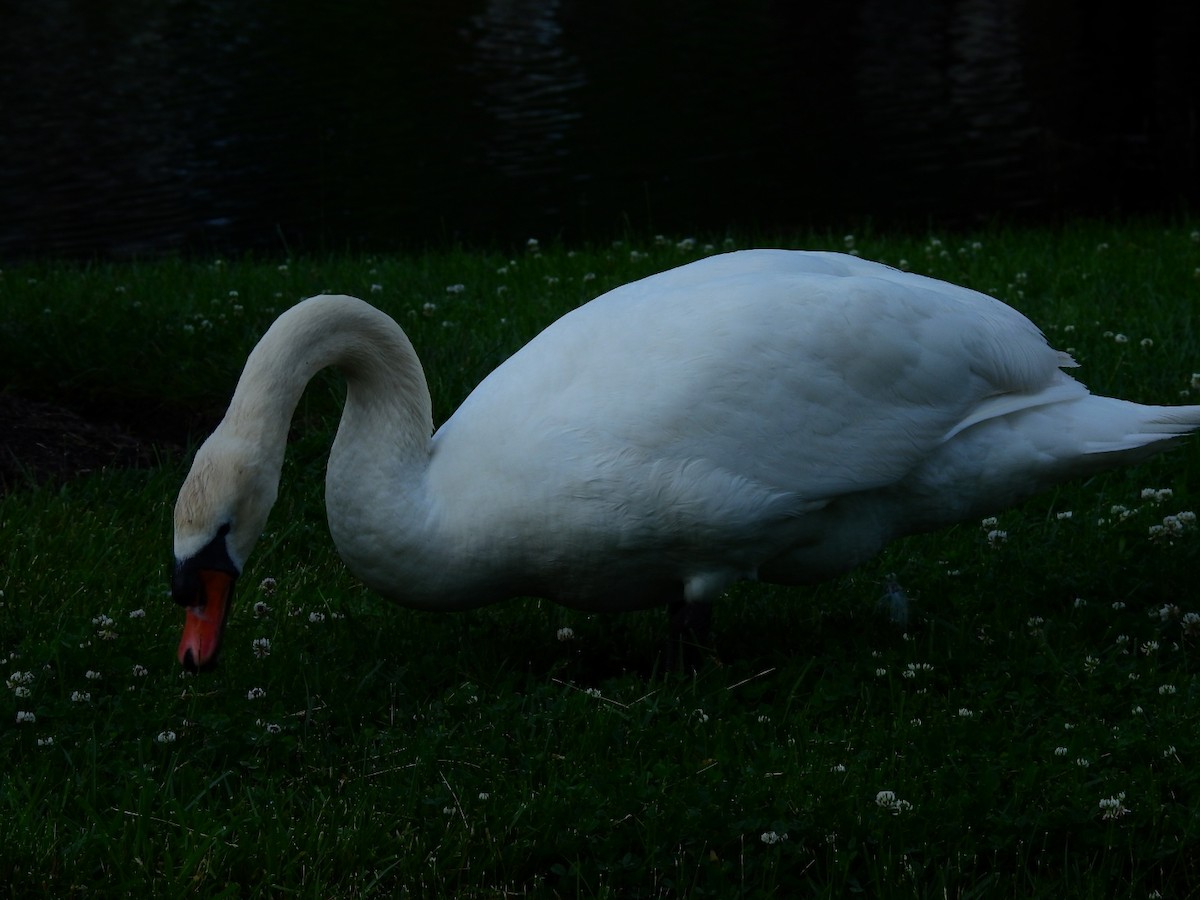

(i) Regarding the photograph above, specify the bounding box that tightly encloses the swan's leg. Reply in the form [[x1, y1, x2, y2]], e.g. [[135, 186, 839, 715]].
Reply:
[[664, 598, 714, 671]]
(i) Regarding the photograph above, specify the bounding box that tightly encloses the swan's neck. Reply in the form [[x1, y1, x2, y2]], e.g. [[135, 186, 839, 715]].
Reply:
[[191, 296, 433, 570], [228, 295, 432, 461]]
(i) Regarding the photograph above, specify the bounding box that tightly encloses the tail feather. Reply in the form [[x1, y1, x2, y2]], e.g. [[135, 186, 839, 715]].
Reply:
[[911, 396, 1199, 525], [1080, 399, 1200, 457]]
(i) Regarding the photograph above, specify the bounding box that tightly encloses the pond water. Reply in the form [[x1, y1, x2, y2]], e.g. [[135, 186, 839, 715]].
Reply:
[[1, 0, 1195, 257]]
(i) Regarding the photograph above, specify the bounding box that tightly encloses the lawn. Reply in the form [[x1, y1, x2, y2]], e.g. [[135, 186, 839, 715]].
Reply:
[[3, 223, 1200, 897]]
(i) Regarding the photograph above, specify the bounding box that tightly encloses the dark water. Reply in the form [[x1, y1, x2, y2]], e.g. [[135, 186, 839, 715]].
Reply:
[[1, 0, 1196, 257]]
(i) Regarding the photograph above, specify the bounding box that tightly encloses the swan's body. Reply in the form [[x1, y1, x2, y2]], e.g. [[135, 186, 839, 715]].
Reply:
[[172, 250, 1200, 670]]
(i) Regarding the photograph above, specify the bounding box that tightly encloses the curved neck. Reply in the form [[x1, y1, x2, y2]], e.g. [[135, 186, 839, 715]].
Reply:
[[222, 295, 432, 460], [175, 294, 435, 579]]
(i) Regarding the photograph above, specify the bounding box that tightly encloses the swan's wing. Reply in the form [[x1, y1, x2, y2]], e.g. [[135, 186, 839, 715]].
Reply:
[[437, 250, 1078, 509]]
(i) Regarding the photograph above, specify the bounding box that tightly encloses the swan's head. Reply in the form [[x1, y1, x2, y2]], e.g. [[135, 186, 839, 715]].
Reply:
[[171, 434, 278, 672]]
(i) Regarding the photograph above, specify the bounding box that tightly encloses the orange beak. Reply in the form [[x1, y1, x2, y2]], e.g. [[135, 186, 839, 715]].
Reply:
[[177, 570, 235, 672]]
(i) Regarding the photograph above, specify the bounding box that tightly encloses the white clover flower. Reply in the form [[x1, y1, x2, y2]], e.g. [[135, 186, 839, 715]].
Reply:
[[556, 627, 575, 642], [875, 667, 888, 677], [13, 686, 30, 698], [71, 691, 91, 703], [1098, 792, 1129, 820], [831, 763, 847, 773], [308, 611, 326, 623], [129, 608, 146, 619], [247, 687, 266, 700], [132, 664, 148, 677], [875, 791, 913, 814], [478, 792, 490, 801], [1076, 758, 1091, 767], [252, 637, 271, 658], [264, 722, 281, 734], [980, 516, 998, 528], [957, 708, 974, 718], [694, 708, 709, 723], [1057, 511, 1074, 520], [987, 529, 1008, 547], [6, 670, 34, 691], [1163, 745, 1177, 759], [1182, 612, 1200, 635], [37, 736, 54, 746], [445, 284, 465, 294], [1073, 597, 1087, 609], [1054, 746, 1069, 757], [253, 600, 271, 617], [16, 710, 36, 724], [1132, 705, 1144, 715], [370, 283, 383, 293], [1142, 641, 1160, 654], [902, 662, 933, 680], [1159, 684, 1177, 695], [584, 687, 601, 699], [1140, 338, 1154, 349], [157, 730, 176, 744], [259, 577, 277, 595], [760, 831, 788, 844], [1112, 601, 1126, 611], [421, 302, 438, 317], [1114, 333, 1129, 344], [92, 614, 114, 628]]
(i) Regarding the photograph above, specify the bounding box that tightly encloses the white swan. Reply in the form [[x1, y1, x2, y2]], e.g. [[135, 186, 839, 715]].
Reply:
[[172, 249, 1200, 670]]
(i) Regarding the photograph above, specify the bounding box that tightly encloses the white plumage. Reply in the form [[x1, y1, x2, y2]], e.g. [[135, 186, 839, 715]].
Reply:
[[171, 250, 1200, 670]]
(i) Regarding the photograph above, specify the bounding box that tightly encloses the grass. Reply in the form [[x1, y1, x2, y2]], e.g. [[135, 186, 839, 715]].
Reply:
[[3, 221, 1200, 897]]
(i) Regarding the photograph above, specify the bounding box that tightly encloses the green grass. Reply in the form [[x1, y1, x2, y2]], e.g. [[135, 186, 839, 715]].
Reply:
[[3, 222, 1200, 897]]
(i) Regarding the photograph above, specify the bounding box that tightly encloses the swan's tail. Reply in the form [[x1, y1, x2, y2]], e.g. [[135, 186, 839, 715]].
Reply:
[[909, 395, 1200, 529], [1074, 396, 1200, 460]]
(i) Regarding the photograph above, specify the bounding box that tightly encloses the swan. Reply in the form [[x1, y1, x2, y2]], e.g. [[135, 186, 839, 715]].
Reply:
[[172, 249, 1200, 671]]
